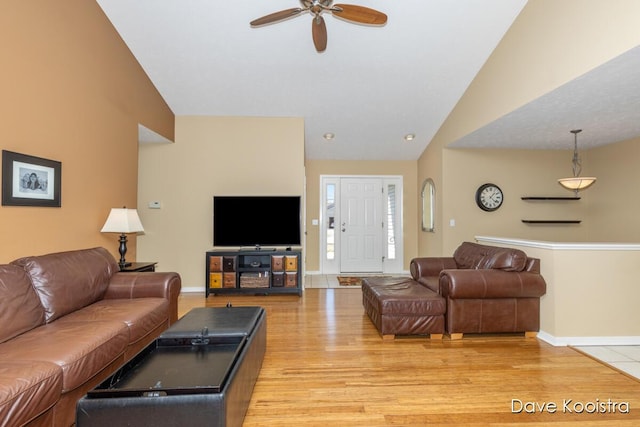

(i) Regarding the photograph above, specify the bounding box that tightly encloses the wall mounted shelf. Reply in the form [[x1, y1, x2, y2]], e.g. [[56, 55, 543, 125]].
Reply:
[[521, 196, 580, 200], [522, 220, 581, 224], [521, 196, 581, 224]]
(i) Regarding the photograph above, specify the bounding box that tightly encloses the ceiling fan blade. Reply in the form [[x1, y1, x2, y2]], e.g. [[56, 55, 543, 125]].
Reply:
[[250, 8, 304, 27], [312, 15, 327, 52], [332, 4, 387, 25]]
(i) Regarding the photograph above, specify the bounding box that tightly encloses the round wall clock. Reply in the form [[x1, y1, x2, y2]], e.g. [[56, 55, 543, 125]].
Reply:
[[475, 183, 503, 212]]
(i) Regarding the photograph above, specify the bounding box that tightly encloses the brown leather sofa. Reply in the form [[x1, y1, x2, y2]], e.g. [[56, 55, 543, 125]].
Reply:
[[0, 247, 181, 427], [410, 241, 547, 338]]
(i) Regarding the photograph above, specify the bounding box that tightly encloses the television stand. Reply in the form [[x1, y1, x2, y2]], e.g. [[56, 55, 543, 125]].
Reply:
[[206, 249, 302, 297]]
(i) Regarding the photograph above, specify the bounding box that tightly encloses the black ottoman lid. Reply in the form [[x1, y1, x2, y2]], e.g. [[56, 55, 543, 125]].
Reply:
[[161, 306, 264, 339]]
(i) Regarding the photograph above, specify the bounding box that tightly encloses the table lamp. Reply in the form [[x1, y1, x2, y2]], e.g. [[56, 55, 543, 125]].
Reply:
[[100, 207, 145, 267]]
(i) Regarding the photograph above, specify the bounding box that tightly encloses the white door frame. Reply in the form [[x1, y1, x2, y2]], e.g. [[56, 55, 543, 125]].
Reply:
[[319, 175, 403, 274]]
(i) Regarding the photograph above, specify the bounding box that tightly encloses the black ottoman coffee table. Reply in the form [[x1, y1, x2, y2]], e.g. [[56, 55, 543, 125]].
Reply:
[[76, 306, 266, 427]]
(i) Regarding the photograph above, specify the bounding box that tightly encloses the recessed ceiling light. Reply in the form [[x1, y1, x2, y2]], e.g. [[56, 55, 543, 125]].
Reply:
[[323, 133, 335, 140], [404, 133, 415, 141]]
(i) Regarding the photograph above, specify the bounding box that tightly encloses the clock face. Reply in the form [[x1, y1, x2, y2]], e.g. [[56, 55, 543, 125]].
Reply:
[[476, 183, 503, 212]]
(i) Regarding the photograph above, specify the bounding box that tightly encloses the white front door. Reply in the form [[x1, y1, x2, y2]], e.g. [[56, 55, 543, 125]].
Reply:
[[339, 178, 383, 272]]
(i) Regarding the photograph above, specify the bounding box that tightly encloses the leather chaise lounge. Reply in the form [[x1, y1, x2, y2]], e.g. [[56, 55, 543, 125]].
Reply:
[[362, 242, 547, 339], [0, 247, 181, 427]]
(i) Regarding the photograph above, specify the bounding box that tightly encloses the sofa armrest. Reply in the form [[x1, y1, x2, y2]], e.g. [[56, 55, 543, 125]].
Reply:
[[103, 272, 182, 324], [410, 257, 457, 280], [439, 269, 546, 299]]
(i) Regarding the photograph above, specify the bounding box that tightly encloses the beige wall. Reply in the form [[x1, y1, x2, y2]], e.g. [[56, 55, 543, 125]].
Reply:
[[478, 237, 640, 342], [543, 248, 640, 338], [137, 116, 305, 288], [440, 148, 589, 255], [304, 160, 418, 272], [418, 0, 640, 256], [0, 1, 173, 262], [587, 136, 640, 242]]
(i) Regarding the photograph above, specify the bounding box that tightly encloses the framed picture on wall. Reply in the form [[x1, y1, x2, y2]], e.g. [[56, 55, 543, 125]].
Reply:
[[2, 150, 62, 207]]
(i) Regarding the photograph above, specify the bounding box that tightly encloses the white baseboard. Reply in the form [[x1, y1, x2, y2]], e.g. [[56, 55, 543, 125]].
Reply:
[[181, 286, 204, 294], [537, 330, 640, 346]]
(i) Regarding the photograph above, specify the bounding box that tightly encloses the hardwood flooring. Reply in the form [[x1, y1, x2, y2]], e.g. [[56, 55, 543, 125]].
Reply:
[[179, 289, 640, 426]]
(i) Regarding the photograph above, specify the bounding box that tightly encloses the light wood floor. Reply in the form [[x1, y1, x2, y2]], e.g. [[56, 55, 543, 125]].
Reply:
[[179, 289, 640, 426]]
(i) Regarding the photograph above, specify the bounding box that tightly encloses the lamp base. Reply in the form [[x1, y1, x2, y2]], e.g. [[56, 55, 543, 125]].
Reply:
[[118, 233, 129, 267]]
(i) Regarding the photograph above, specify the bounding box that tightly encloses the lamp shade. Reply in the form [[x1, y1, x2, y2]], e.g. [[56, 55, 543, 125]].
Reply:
[[558, 176, 597, 191], [100, 208, 144, 233]]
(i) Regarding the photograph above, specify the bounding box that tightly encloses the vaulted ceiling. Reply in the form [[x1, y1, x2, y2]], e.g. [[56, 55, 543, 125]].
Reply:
[[97, 1, 640, 160]]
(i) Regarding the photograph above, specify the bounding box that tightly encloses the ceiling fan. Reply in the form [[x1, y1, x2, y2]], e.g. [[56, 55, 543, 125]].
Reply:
[[250, 0, 387, 52]]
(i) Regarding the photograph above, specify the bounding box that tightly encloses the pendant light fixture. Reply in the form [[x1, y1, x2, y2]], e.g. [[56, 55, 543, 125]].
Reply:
[[557, 129, 596, 194]]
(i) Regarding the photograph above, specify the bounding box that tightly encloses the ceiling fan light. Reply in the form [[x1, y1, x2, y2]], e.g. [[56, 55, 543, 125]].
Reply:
[[249, 2, 387, 52], [558, 176, 597, 191]]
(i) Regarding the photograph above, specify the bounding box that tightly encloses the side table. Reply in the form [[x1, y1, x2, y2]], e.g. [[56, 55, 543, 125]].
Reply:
[[119, 262, 157, 272]]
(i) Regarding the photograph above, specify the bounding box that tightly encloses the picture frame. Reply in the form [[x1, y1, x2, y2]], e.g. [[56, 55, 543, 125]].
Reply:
[[2, 150, 62, 207]]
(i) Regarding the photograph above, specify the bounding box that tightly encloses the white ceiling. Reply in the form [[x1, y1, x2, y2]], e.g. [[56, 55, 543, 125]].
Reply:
[[96, 1, 640, 160]]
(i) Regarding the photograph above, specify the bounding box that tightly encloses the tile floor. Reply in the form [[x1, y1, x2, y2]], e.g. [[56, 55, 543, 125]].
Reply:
[[574, 346, 640, 380], [303, 274, 342, 289], [305, 274, 640, 381]]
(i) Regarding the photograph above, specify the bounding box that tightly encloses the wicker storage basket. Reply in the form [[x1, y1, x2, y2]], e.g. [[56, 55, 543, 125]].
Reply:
[[240, 272, 269, 288]]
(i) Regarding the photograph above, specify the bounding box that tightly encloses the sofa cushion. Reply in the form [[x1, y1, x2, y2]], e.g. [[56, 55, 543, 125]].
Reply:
[[0, 360, 62, 426], [0, 264, 45, 344], [0, 320, 128, 392], [57, 298, 169, 348], [12, 247, 119, 323], [453, 242, 527, 272]]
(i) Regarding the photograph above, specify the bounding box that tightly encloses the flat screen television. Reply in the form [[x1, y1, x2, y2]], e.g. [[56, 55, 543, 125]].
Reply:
[[213, 196, 302, 248]]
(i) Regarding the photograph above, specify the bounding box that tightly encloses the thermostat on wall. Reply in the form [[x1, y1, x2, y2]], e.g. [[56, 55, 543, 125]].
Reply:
[[148, 201, 161, 209]]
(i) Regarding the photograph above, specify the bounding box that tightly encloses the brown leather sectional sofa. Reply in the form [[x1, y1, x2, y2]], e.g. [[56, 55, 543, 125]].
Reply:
[[363, 242, 547, 339], [411, 241, 547, 338], [0, 247, 181, 427]]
